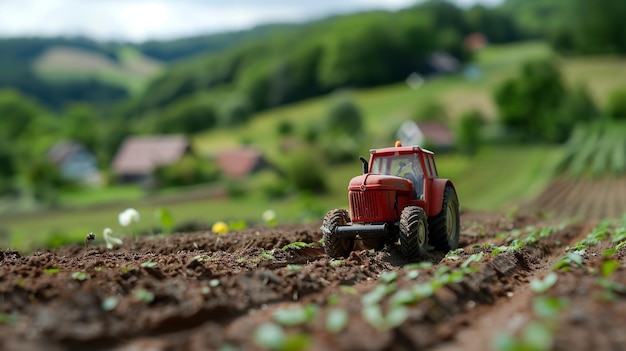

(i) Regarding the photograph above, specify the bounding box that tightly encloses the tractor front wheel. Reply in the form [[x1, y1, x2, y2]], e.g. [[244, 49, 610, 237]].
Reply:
[[322, 209, 354, 258], [399, 206, 429, 261]]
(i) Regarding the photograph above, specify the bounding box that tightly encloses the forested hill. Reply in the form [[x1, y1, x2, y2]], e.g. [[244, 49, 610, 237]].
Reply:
[[0, 23, 294, 109], [1, 0, 623, 113]]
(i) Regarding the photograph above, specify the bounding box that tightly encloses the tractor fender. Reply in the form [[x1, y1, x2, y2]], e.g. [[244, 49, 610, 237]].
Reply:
[[428, 179, 455, 217]]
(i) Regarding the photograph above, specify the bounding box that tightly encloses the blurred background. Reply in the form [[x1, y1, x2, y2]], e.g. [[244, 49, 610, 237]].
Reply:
[[0, 0, 625, 251]]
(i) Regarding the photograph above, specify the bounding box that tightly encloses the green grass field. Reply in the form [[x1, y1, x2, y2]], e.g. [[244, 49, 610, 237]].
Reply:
[[1, 40, 621, 252]]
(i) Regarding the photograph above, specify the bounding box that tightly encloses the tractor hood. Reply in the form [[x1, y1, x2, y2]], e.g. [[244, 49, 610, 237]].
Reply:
[[348, 174, 412, 193]]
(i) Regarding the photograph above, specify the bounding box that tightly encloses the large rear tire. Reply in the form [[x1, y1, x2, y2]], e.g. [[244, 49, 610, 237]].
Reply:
[[399, 206, 429, 261], [322, 209, 354, 258], [428, 185, 460, 252]]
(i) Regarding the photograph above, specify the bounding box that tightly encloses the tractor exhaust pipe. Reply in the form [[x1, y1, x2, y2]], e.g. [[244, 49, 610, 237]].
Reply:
[[359, 156, 368, 174]]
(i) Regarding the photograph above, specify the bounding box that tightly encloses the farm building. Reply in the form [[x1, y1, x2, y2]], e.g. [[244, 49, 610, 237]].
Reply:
[[215, 148, 270, 179], [397, 120, 455, 151], [112, 135, 191, 183], [47, 141, 101, 186]]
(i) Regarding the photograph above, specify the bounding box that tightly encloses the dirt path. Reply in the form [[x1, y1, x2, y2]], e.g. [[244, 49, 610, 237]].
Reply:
[[1, 212, 625, 351]]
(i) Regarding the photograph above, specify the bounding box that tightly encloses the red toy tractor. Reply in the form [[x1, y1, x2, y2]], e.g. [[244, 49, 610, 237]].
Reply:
[[321, 142, 460, 261]]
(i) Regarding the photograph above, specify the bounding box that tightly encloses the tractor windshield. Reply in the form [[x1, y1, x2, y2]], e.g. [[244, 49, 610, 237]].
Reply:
[[371, 153, 425, 198], [371, 154, 423, 178]]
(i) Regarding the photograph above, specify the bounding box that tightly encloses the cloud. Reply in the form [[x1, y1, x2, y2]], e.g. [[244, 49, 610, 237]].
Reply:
[[0, 0, 501, 42]]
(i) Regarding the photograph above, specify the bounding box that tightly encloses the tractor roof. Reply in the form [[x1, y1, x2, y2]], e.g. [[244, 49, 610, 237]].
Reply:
[[370, 142, 434, 156]]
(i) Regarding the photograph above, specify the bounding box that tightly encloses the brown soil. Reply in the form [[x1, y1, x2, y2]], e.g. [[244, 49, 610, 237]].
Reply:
[[531, 176, 626, 220], [1, 211, 625, 351]]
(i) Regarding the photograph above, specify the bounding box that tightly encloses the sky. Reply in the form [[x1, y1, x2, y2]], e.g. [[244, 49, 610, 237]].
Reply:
[[0, 0, 503, 43]]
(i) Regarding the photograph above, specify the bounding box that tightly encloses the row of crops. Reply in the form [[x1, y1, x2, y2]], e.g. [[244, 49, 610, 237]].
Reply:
[[556, 121, 626, 178]]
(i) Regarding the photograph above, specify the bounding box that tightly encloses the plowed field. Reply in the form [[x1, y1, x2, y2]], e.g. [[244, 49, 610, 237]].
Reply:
[[1, 211, 626, 351]]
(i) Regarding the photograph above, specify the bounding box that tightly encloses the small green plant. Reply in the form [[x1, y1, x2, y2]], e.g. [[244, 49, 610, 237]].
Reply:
[[120, 265, 135, 273], [154, 207, 175, 234], [262, 251, 275, 260], [601, 259, 619, 277], [133, 289, 155, 303], [286, 264, 302, 271], [43, 268, 60, 274], [102, 296, 119, 311], [326, 308, 348, 333], [229, 220, 248, 231], [0, 313, 19, 325], [330, 259, 343, 267], [253, 323, 311, 351], [380, 271, 398, 284], [192, 255, 211, 262], [209, 279, 220, 287], [71, 271, 88, 281], [530, 272, 558, 293], [273, 304, 318, 326], [282, 242, 314, 250], [140, 261, 157, 268]]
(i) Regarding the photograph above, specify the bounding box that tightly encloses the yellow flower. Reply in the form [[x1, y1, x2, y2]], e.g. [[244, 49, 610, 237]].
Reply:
[[212, 221, 229, 235]]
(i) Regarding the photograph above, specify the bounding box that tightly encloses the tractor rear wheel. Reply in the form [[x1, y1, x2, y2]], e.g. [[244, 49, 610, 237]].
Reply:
[[399, 206, 429, 261], [428, 185, 460, 252], [322, 209, 354, 258]]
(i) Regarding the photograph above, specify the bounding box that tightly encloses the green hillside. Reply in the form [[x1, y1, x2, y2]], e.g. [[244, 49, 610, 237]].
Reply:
[[34, 46, 163, 95]]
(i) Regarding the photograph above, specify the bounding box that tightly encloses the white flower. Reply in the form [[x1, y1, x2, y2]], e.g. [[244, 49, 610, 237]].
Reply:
[[119, 208, 140, 227], [262, 209, 277, 223], [103, 227, 123, 249]]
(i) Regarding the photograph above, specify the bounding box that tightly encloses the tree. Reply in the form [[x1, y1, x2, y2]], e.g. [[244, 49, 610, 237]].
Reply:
[[320, 94, 366, 163], [607, 87, 626, 120], [456, 110, 485, 155], [64, 103, 100, 151], [494, 59, 566, 142]]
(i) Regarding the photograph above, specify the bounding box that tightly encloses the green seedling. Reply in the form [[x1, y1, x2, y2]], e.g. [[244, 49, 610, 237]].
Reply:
[[236, 257, 247, 263], [262, 251, 275, 260], [192, 255, 211, 262], [286, 264, 302, 271], [254, 327, 311, 351], [339, 285, 357, 295], [140, 261, 157, 268], [405, 270, 419, 280], [403, 262, 433, 270], [154, 207, 175, 234], [601, 259, 619, 277], [461, 252, 484, 268], [0, 313, 19, 325], [553, 252, 583, 271], [532, 296, 569, 319], [273, 304, 318, 327], [380, 271, 398, 283], [71, 271, 88, 281], [282, 242, 314, 250], [133, 289, 155, 303], [326, 308, 348, 333], [43, 268, 60, 274], [330, 259, 343, 267], [209, 279, 220, 287], [102, 296, 119, 311], [530, 272, 558, 293]]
